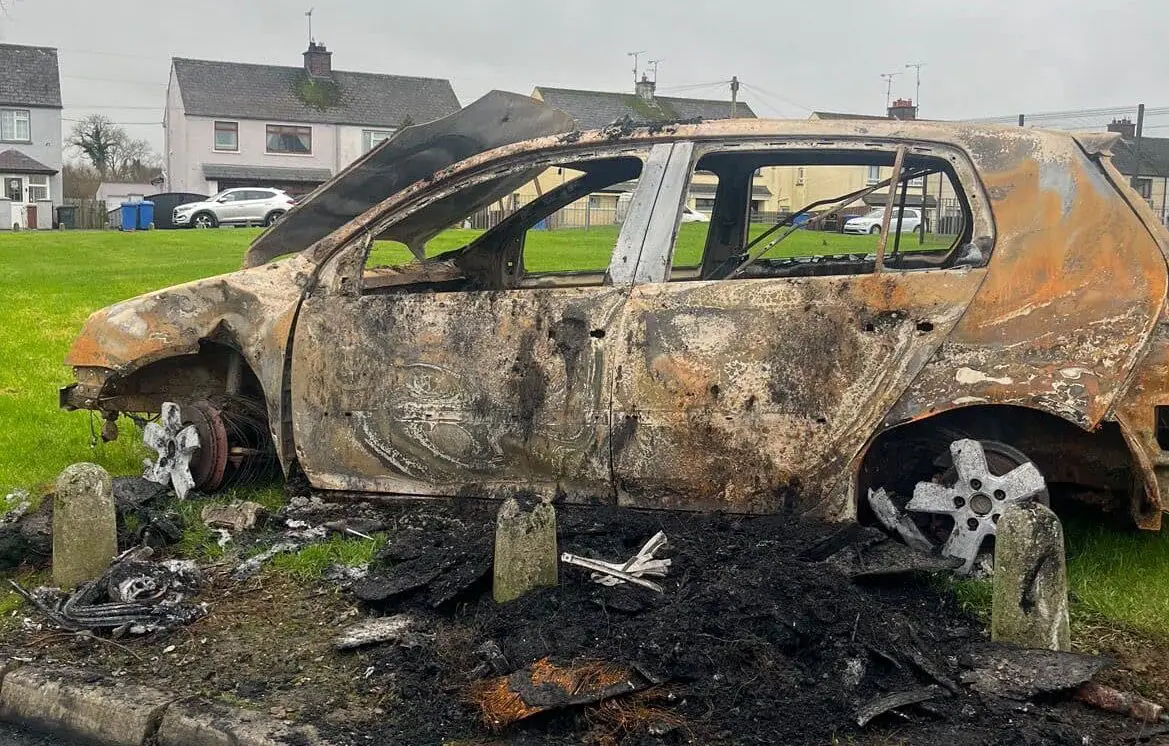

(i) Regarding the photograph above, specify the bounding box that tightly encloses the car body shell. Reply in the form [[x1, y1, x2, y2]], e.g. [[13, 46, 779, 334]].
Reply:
[[61, 96, 1169, 529]]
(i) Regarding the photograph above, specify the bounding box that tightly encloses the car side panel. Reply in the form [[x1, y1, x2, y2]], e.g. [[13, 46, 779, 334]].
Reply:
[[885, 130, 1168, 430], [612, 269, 985, 518]]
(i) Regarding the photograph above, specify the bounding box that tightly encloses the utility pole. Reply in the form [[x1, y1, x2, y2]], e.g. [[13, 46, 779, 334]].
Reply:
[[648, 59, 662, 83], [880, 72, 902, 110], [1018, 114, 1025, 127], [730, 76, 740, 118], [905, 62, 925, 113], [1134, 103, 1146, 192], [305, 7, 314, 44], [627, 51, 646, 83]]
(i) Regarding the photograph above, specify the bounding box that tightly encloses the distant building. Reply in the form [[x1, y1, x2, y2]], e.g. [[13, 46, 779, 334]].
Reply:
[[0, 43, 62, 229], [96, 180, 164, 210], [164, 42, 461, 196], [1107, 118, 1169, 225]]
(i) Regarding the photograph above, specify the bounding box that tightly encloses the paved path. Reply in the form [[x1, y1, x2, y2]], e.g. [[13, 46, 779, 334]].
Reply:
[[0, 722, 80, 745]]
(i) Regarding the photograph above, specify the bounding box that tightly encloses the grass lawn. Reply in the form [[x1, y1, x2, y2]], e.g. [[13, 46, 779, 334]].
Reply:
[[4, 225, 1169, 644]]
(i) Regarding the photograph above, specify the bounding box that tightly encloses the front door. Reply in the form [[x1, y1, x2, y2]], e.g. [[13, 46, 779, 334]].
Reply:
[[288, 146, 678, 501], [26, 204, 36, 228]]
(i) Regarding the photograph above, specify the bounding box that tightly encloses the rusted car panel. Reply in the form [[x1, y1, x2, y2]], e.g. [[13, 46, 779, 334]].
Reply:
[[884, 129, 1166, 431], [613, 270, 985, 517], [59, 100, 1169, 528]]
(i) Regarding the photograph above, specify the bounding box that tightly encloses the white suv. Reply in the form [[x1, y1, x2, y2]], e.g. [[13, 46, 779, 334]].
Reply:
[[173, 188, 296, 229]]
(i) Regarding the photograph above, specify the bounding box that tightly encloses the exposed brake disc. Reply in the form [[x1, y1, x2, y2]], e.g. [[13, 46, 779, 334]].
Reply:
[[905, 438, 1048, 574]]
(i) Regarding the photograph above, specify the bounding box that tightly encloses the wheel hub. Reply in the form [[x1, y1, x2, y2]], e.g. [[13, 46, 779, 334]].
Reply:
[[905, 439, 1047, 574]]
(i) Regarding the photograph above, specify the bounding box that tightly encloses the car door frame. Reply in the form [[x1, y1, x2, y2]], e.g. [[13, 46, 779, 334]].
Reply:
[[287, 141, 695, 500], [610, 137, 996, 518]]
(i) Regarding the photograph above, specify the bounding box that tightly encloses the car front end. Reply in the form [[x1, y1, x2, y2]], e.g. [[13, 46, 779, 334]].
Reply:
[[172, 201, 205, 227], [842, 217, 874, 234]]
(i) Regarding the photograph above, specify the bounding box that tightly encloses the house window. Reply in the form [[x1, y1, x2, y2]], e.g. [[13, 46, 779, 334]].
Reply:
[[866, 165, 881, 184], [266, 124, 312, 154], [214, 121, 238, 152], [363, 129, 395, 152], [27, 175, 48, 201], [1134, 177, 1153, 200], [3, 176, 21, 201], [0, 109, 30, 142]]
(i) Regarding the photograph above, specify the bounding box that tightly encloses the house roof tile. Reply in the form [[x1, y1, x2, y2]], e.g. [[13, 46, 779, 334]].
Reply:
[[0, 149, 56, 174], [0, 43, 61, 108], [1112, 136, 1169, 179], [173, 58, 461, 128], [534, 86, 756, 130]]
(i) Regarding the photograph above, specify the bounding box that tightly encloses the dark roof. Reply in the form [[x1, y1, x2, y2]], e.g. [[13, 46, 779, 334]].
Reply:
[[811, 111, 886, 121], [0, 44, 61, 108], [1111, 137, 1169, 178], [534, 86, 756, 130], [0, 149, 56, 174], [173, 58, 461, 127], [203, 164, 332, 183]]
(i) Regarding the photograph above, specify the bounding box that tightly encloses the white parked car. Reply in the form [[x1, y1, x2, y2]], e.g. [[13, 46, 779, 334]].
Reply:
[[843, 207, 922, 235], [173, 188, 296, 229], [681, 205, 710, 223]]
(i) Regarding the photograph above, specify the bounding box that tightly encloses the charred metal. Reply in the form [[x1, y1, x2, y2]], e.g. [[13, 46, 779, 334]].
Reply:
[[60, 90, 1169, 532]]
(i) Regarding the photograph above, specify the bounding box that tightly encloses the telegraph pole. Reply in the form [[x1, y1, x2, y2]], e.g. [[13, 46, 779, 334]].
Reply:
[[905, 62, 925, 113], [730, 76, 740, 118], [880, 72, 902, 109], [627, 51, 646, 83]]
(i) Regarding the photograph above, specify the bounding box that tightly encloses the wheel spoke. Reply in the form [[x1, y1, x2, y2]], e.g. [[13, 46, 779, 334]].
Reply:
[[999, 461, 1046, 502], [142, 421, 168, 451], [906, 482, 957, 515], [160, 402, 183, 435], [174, 424, 200, 454], [950, 439, 990, 486], [941, 523, 990, 571]]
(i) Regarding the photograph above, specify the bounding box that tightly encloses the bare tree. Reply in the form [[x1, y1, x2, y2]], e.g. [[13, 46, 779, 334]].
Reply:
[[67, 115, 161, 181]]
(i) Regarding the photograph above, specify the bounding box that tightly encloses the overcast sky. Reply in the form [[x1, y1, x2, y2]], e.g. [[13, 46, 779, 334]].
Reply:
[[2, 0, 1166, 153]]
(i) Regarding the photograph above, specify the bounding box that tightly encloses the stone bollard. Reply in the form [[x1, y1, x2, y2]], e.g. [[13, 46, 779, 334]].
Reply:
[[991, 501, 1070, 651], [52, 463, 118, 589], [493, 497, 558, 604]]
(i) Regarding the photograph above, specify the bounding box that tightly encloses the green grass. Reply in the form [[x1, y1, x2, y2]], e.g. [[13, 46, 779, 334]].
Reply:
[[269, 535, 384, 580]]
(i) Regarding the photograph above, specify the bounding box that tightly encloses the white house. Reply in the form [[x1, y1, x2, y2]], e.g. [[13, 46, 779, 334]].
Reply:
[[0, 43, 62, 230], [164, 42, 461, 197]]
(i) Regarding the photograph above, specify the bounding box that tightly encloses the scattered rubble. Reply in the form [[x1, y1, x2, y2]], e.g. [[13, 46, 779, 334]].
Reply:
[[959, 646, 1109, 699], [333, 614, 425, 651], [1077, 681, 1167, 723], [560, 530, 671, 592], [201, 500, 267, 533]]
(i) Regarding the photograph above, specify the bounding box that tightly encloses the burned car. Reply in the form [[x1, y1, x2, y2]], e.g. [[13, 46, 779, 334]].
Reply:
[[61, 92, 1169, 569]]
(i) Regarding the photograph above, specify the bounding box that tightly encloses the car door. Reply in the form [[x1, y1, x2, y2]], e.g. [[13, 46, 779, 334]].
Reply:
[[610, 143, 992, 517], [214, 190, 245, 222], [288, 144, 683, 502]]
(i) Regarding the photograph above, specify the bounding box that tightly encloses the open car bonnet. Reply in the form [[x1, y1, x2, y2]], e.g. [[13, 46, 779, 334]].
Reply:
[[243, 90, 577, 268]]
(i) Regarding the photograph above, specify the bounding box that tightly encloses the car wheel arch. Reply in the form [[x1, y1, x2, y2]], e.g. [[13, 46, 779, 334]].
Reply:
[[851, 402, 1155, 528]]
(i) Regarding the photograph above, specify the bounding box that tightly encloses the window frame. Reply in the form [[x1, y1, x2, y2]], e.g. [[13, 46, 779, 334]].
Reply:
[[664, 138, 991, 283], [265, 124, 313, 155], [0, 108, 31, 143], [213, 121, 239, 152], [27, 174, 49, 202], [363, 129, 396, 152]]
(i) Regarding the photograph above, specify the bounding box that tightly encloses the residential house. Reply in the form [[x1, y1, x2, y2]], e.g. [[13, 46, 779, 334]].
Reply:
[[1107, 118, 1169, 225], [0, 43, 62, 230], [164, 42, 461, 197], [509, 78, 768, 222]]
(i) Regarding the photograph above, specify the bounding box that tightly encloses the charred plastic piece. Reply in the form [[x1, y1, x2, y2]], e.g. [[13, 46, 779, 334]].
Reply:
[[469, 658, 661, 728], [11, 547, 205, 634], [560, 531, 671, 592], [906, 439, 1048, 573]]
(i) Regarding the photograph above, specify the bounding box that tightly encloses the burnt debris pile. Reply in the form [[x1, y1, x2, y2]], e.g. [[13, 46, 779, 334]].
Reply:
[[327, 502, 1143, 746]]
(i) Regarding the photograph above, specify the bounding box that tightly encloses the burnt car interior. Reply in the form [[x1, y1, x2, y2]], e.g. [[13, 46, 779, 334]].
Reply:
[[359, 142, 978, 295]]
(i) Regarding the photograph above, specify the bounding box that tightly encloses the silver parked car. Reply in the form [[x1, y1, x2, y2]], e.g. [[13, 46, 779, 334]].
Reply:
[[173, 188, 296, 229], [843, 207, 922, 235]]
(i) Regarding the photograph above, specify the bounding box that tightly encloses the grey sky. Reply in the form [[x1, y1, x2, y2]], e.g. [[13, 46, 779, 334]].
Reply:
[[2, 0, 1167, 154]]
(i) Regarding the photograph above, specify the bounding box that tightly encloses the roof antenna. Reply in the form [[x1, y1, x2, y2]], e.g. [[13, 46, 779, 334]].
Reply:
[[627, 51, 646, 83], [648, 59, 662, 83], [880, 71, 902, 109], [305, 7, 315, 44]]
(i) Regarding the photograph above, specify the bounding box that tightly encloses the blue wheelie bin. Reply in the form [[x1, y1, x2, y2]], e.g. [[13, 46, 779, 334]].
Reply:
[[120, 203, 139, 231], [137, 200, 155, 230]]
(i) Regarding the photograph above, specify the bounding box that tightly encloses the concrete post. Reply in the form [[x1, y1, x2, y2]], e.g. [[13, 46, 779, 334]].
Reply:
[[52, 463, 117, 589], [493, 497, 558, 604], [991, 502, 1070, 651]]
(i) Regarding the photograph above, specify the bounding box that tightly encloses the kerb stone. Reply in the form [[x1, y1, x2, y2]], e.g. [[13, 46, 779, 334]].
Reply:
[[493, 497, 558, 603], [52, 463, 117, 589], [992, 501, 1070, 651]]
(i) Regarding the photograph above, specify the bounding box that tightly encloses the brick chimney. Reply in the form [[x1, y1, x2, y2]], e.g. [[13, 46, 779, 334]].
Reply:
[[303, 41, 333, 78], [635, 74, 656, 103], [1108, 118, 1136, 139], [888, 98, 917, 121]]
